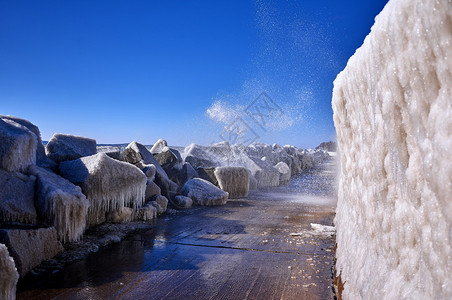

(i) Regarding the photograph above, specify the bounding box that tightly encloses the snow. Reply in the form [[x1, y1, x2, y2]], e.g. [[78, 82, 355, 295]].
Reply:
[[59, 153, 146, 227], [332, 0, 452, 299], [0, 243, 18, 300]]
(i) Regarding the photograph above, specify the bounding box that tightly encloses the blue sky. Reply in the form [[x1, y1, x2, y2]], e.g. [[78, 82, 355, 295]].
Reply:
[[0, 0, 388, 148]]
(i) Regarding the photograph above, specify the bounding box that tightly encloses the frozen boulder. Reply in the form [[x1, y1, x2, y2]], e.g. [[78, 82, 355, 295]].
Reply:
[[274, 162, 291, 185], [182, 178, 228, 206], [150, 139, 168, 154], [332, 0, 452, 299], [0, 243, 18, 300], [28, 165, 89, 243], [196, 167, 219, 186], [0, 169, 37, 225], [153, 148, 183, 183], [97, 146, 121, 160], [173, 195, 193, 209], [0, 226, 63, 277], [214, 167, 250, 198], [1, 115, 56, 170], [150, 195, 168, 214], [59, 153, 146, 227], [121, 141, 178, 199], [0, 118, 37, 172], [248, 171, 258, 191], [45, 133, 97, 163], [142, 164, 156, 181], [183, 143, 221, 168]]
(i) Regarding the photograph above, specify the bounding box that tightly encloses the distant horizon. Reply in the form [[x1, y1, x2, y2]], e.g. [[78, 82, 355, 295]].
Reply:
[[1, 0, 389, 149]]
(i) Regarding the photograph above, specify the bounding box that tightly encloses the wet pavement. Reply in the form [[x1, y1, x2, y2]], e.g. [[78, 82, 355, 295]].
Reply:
[[17, 158, 337, 300]]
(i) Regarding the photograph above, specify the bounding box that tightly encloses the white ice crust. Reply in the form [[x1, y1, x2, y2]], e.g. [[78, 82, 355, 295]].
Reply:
[[332, 0, 452, 299]]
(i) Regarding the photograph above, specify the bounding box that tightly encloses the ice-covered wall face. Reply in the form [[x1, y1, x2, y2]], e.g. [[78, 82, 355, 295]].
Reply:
[[332, 0, 452, 299], [0, 243, 18, 300]]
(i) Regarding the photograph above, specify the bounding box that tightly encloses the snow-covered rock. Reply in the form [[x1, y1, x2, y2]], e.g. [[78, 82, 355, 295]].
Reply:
[[0, 243, 18, 300], [142, 164, 156, 181], [0, 227, 63, 277], [214, 167, 250, 198], [45, 133, 97, 163], [332, 0, 452, 299], [0, 169, 37, 225], [150, 138, 168, 154], [150, 195, 168, 214], [1, 115, 56, 170], [59, 153, 146, 227], [28, 165, 89, 243], [274, 162, 291, 185], [173, 195, 193, 209], [0, 118, 37, 172], [182, 178, 228, 206], [97, 146, 121, 160]]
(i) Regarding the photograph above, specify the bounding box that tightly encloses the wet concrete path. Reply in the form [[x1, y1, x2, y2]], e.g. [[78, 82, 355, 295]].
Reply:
[[17, 158, 337, 300]]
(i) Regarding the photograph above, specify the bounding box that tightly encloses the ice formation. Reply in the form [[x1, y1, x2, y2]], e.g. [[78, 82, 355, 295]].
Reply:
[[214, 166, 250, 198], [29, 165, 89, 243], [0, 227, 63, 277], [59, 153, 146, 227], [273, 161, 291, 185], [0, 118, 37, 172], [182, 178, 229, 206], [45, 133, 97, 163], [0, 169, 37, 224], [332, 0, 452, 298], [0, 243, 18, 300], [1, 115, 56, 169], [150, 138, 168, 154]]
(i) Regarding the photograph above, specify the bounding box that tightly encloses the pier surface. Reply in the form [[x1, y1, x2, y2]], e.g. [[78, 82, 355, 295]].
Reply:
[[18, 159, 337, 300]]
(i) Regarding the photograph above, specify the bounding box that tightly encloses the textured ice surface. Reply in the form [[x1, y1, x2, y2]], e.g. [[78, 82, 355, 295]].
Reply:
[[45, 133, 97, 163], [29, 165, 89, 243], [182, 178, 229, 206], [0, 243, 18, 300], [332, 0, 452, 298], [60, 153, 146, 227], [214, 166, 250, 198]]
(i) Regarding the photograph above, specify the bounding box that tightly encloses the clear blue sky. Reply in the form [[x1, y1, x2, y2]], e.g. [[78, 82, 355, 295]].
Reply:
[[0, 0, 389, 148]]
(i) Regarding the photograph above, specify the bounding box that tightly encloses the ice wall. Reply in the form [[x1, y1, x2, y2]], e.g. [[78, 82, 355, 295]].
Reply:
[[332, 0, 452, 299]]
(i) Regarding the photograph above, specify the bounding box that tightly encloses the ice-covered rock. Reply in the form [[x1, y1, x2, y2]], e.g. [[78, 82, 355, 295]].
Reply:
[[0, 169, 37, 225], [248, 171, 258, 191], [0, 118, 37, 172], [0, 226, 63, 277], [150, 195, 168, 214], [59, 153, 146, 227], [150, 139, 168, 154], [183, 143, 221, 168], [97, 146, 121, 160], [182, 178, 228, 206], [1, 115, 57, 170], [214, 167, 249, 198], [173, 195, 193, 209], [106, 207, 133, 223], [153, 148, 183, 183], [0, 243, 18, 300], [28, 165, 89, 243], [196, 167, 219, 186], [332, 0, 452, 298], [142, 164, 156, 181], [121, 141, 178, 199], [274, 162, 291, 185], [45, 133, 97, 163]]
